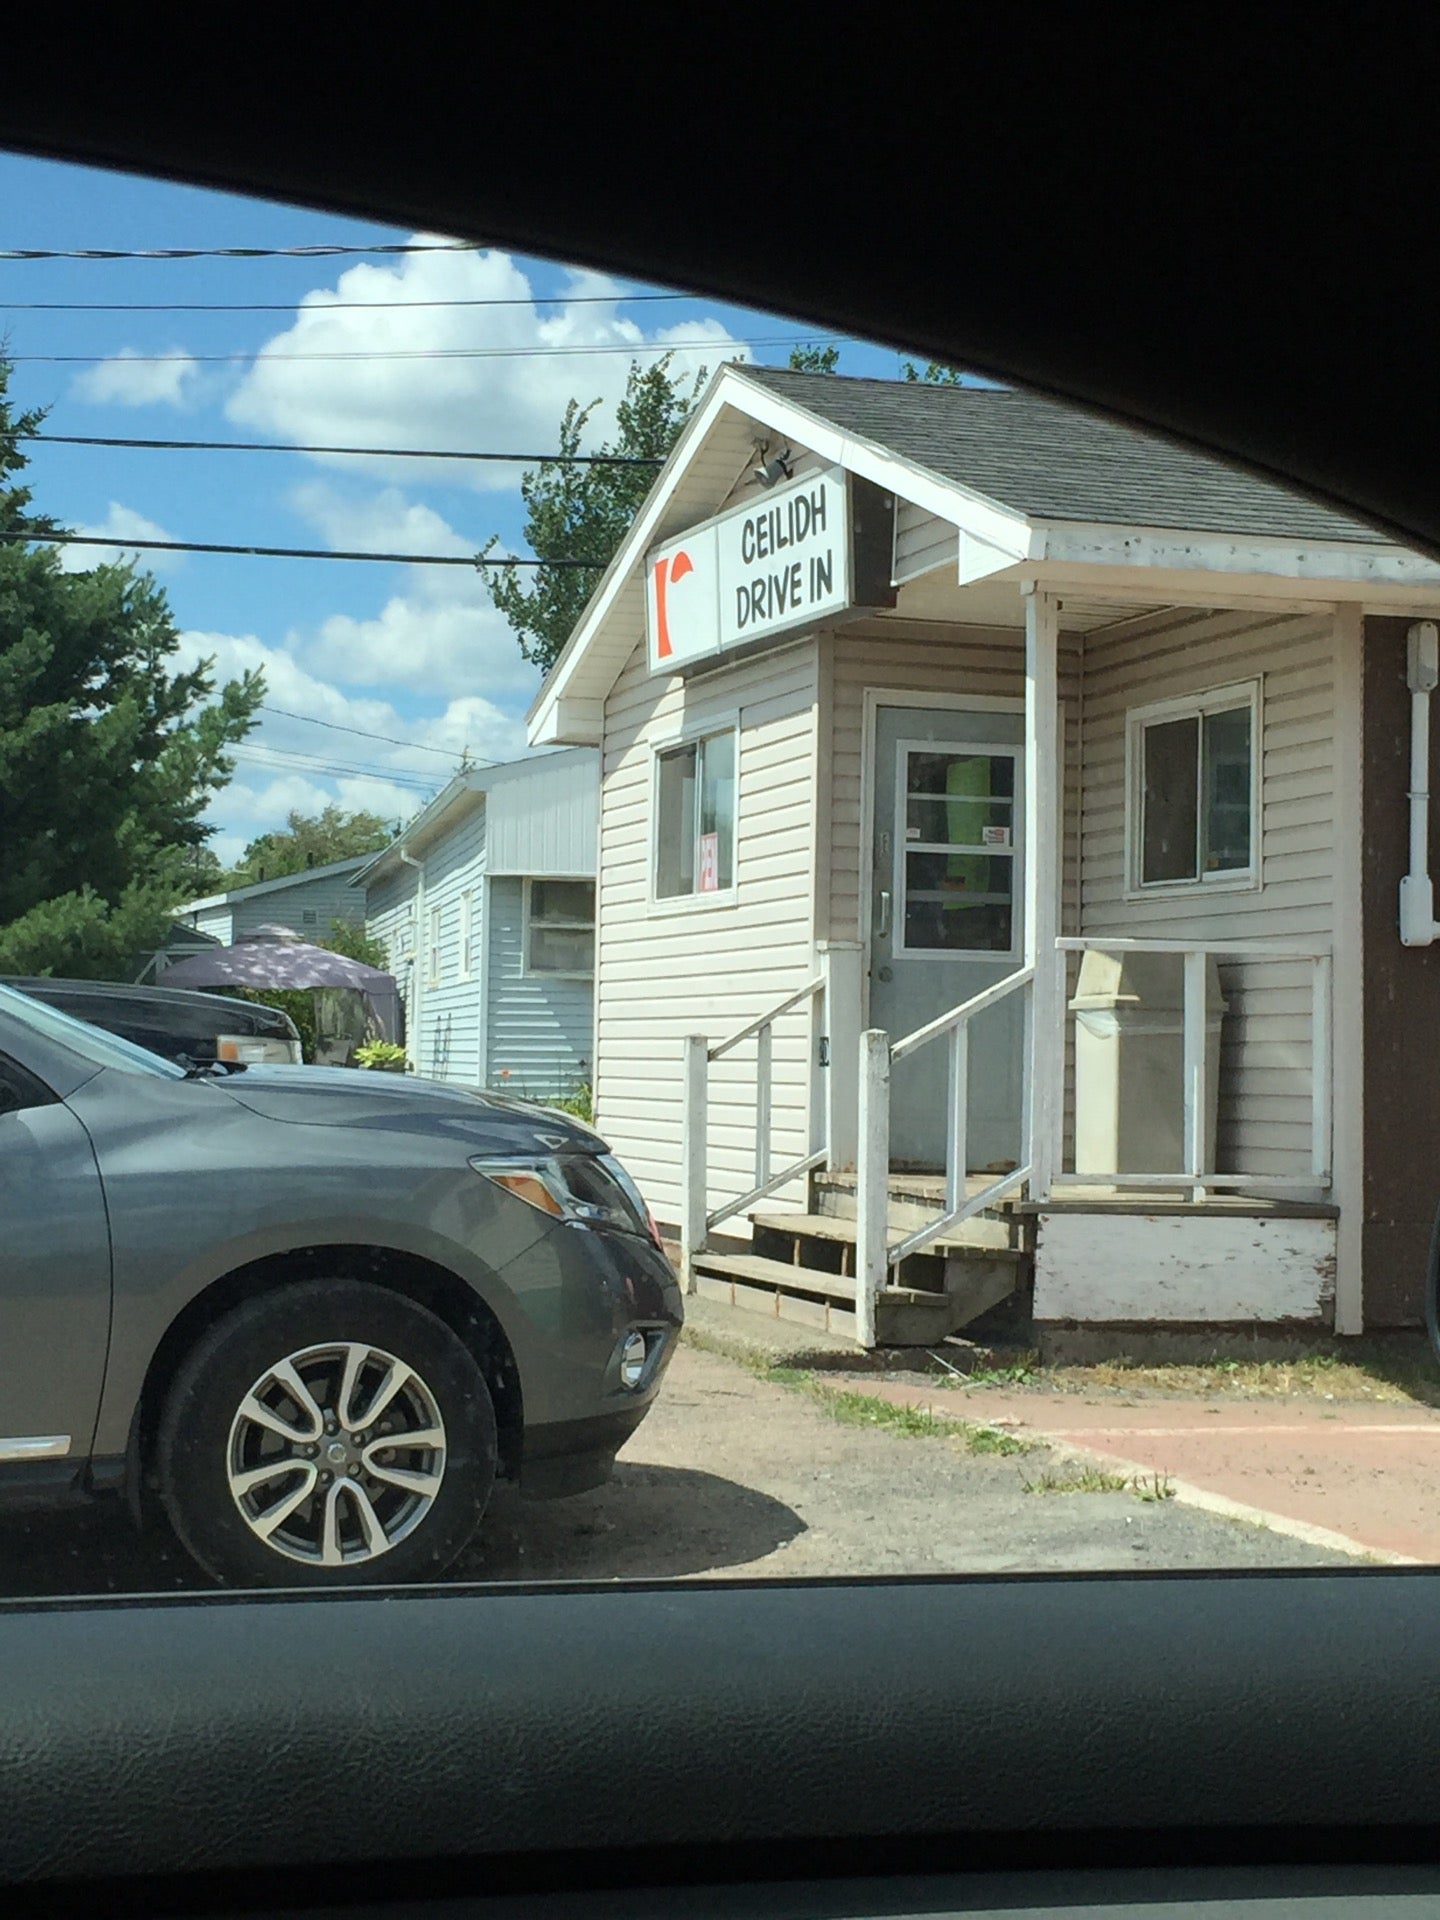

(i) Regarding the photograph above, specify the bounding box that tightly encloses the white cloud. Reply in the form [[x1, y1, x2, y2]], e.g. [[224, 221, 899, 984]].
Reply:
[[289, 481, 473, 558], [176, 628, 532, 860], [58, 501, 181, 572], [71, 348, 201, 409], [283, 482, 540, 702], [226, 241, 746, 490]]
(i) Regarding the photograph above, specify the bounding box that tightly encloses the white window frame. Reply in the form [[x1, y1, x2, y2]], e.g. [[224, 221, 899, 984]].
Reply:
[[522, 876, 596, 979], [1124, 679, 1262, 899], [427, 904, 443, 986], [648, 715, 740, 916], [459, 889, 476, 981], [892, 737, 1024, 964]]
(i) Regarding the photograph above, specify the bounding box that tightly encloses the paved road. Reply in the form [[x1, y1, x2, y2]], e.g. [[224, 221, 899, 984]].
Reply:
[[0, 1346, 1347, 1600]]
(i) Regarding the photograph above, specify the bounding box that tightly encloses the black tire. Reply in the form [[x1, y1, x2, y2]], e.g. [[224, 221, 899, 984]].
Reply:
[[155, 1279, 498, 1588]]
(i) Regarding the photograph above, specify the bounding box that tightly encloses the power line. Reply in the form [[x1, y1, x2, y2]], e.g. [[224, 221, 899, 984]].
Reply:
[[234, 745, 440, 790], [23, 431, 663, 467], [0, 529, 598, 566], [5, 336, 809, 365], [0, 292, 691, 314], [0, 241, 483, 261], [258, 704, 470, 759]]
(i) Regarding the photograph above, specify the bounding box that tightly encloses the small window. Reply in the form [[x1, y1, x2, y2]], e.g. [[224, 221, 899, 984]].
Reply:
[[459, 890, 476, 980], [1129, 685, 1258, 890], [526, 880, 596, 976], [655, 729, 736, 900], [896, 744, 1020, 955], [301, 908, 318, 926], [427, 905, 443, 986]]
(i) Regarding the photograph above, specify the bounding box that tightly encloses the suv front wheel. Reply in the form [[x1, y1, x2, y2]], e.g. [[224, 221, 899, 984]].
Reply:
[[156, 1279, 499, 1587]]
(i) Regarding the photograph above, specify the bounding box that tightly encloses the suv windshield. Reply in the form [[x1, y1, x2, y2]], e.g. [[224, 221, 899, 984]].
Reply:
[[0, 984, 185, 1080]]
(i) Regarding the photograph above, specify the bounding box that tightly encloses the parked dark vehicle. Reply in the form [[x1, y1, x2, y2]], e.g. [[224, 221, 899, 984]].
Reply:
[[0, 983, 681, 1586], [3, 977, 303, 1067]]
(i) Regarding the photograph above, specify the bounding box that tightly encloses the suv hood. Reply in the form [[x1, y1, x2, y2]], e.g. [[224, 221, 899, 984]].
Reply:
[[212, 1065, 606, 1155]]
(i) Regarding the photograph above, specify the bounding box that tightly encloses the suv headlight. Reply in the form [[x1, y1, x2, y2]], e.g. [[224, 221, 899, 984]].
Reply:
[[470, 1152, 660, 1244]]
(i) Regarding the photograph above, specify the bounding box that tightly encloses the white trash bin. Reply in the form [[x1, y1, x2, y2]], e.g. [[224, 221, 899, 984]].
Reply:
[[1069, 949, 1227, 1182]]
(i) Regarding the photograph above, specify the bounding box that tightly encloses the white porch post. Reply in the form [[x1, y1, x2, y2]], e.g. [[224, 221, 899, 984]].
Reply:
[[855, 1028, 890, 1349], [818, 942, 862, 1169], [680, 1034, 709, 1292], [1024, 586, 1061, 1199]]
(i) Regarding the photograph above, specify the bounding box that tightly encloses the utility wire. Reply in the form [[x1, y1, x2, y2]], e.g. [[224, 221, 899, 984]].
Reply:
[[0, 529, 598, 566], [233, 746, 440, 790], [257, 704, 470, 759], [0, 242, 483, 261], [0, 292, 692, 313], [21, 431, 663, 467], [5, 336, 810, 365]]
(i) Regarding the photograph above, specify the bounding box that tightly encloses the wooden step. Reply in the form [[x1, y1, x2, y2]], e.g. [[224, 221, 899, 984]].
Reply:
[[811, 1173, 1025, 1245], [750, 1208, 1019, 1257], [694, 1251, 855, 1305], [691, 1251, 1017, 1348]]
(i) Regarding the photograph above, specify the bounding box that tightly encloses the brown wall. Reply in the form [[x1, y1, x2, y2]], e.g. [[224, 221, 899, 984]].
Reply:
[[1362, 616, 1440, 1324]]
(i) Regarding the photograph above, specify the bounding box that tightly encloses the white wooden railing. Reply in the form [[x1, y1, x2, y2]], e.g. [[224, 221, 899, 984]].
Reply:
[[681, 975, 828, 1278], [1050, 936, 1333, 1202], [854, 965, 1035, 1347]]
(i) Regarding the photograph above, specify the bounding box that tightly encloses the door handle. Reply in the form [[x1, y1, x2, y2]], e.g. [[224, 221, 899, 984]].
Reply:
[[876, 890, 892, 939]]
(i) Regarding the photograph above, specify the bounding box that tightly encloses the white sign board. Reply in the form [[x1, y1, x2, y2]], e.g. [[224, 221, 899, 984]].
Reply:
[[646, 466, 850, 674]]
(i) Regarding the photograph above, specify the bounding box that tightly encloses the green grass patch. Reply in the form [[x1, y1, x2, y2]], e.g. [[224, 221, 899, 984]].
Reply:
[[763, 1366, 1033, 1455], [1020, 1465, 1175, 1500]]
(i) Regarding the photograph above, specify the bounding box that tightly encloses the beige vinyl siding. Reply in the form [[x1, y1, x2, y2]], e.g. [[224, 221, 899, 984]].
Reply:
[[1080, 607, 1338, 1185], [893, 505, 959, 586], [595, 637, 821, 1231]]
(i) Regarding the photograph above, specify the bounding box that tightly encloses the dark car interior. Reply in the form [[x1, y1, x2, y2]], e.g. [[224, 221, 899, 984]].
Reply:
[[4, 24, 1440, 1919]]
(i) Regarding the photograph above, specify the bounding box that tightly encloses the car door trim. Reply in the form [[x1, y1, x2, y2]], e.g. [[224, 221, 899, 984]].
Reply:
[[0, 1435, 70, 1462]]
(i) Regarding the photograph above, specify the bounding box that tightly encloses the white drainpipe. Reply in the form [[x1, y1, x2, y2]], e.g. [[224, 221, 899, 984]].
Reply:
[[398, 847, 425, 1065]]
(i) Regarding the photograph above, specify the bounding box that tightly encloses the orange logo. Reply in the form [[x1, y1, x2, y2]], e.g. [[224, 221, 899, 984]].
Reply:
[[652, 548, 694, 659]]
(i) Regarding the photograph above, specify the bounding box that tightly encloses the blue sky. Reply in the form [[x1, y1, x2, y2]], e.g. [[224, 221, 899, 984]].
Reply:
[[1, 154, 915, 869]]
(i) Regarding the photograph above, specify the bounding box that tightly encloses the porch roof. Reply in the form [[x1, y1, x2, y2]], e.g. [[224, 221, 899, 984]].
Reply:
[[528, 366, 1440, 748]]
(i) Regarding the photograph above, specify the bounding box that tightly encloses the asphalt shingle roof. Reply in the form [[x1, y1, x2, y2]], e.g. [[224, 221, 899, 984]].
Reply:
[[739, 366, 1386, 545]]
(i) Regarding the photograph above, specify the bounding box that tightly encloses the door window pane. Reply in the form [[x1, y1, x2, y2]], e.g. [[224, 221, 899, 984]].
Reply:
[[901, 849, 1015, 953]]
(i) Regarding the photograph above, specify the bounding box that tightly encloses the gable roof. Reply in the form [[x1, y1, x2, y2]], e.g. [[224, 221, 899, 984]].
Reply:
[[740, 368, 1384, 544], [179, 853, 374, 915], [529, 362, 1434, 748]]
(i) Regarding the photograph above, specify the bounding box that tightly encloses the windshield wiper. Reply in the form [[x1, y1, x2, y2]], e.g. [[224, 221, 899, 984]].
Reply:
[[177, 1055, 249, 1078]]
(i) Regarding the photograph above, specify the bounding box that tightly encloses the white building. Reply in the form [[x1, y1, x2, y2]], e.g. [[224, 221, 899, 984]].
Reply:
[[528, 364, 1440, 1346]]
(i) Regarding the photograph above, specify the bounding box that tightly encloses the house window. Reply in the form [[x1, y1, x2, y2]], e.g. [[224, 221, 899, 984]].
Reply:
[[525, 880, 596, 976], [459, 890, 476, 980], [427, 905, 443, 986], [1129, 684, 1259, 890], [654, 728, 736, 900]]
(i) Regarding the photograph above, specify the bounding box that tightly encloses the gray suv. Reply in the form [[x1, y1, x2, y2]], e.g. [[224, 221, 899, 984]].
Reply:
[[0, 984, 682, 1587]]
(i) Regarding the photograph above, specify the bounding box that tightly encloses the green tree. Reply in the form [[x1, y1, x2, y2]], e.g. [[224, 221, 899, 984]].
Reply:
[[321, 917, 389, 970], [788, 344, 840, 374], [0, 361, 264, 979], [477, 353, 707, 674], [901, 359, 966, 384], [225, 804, 394, 888]]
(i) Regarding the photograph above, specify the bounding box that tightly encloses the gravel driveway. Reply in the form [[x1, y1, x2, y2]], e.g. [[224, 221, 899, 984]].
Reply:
[[0, 1344, 1347, 1600]]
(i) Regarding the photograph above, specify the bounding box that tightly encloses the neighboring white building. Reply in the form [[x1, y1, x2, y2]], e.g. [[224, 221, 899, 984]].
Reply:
[[528, 363, 1440, 1346], [357, 751, 598, 1101], [176, 855, 372, 950]]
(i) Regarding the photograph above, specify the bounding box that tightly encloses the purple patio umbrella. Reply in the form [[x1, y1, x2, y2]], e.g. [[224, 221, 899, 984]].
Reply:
[[160, 924, 401, 1043]]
